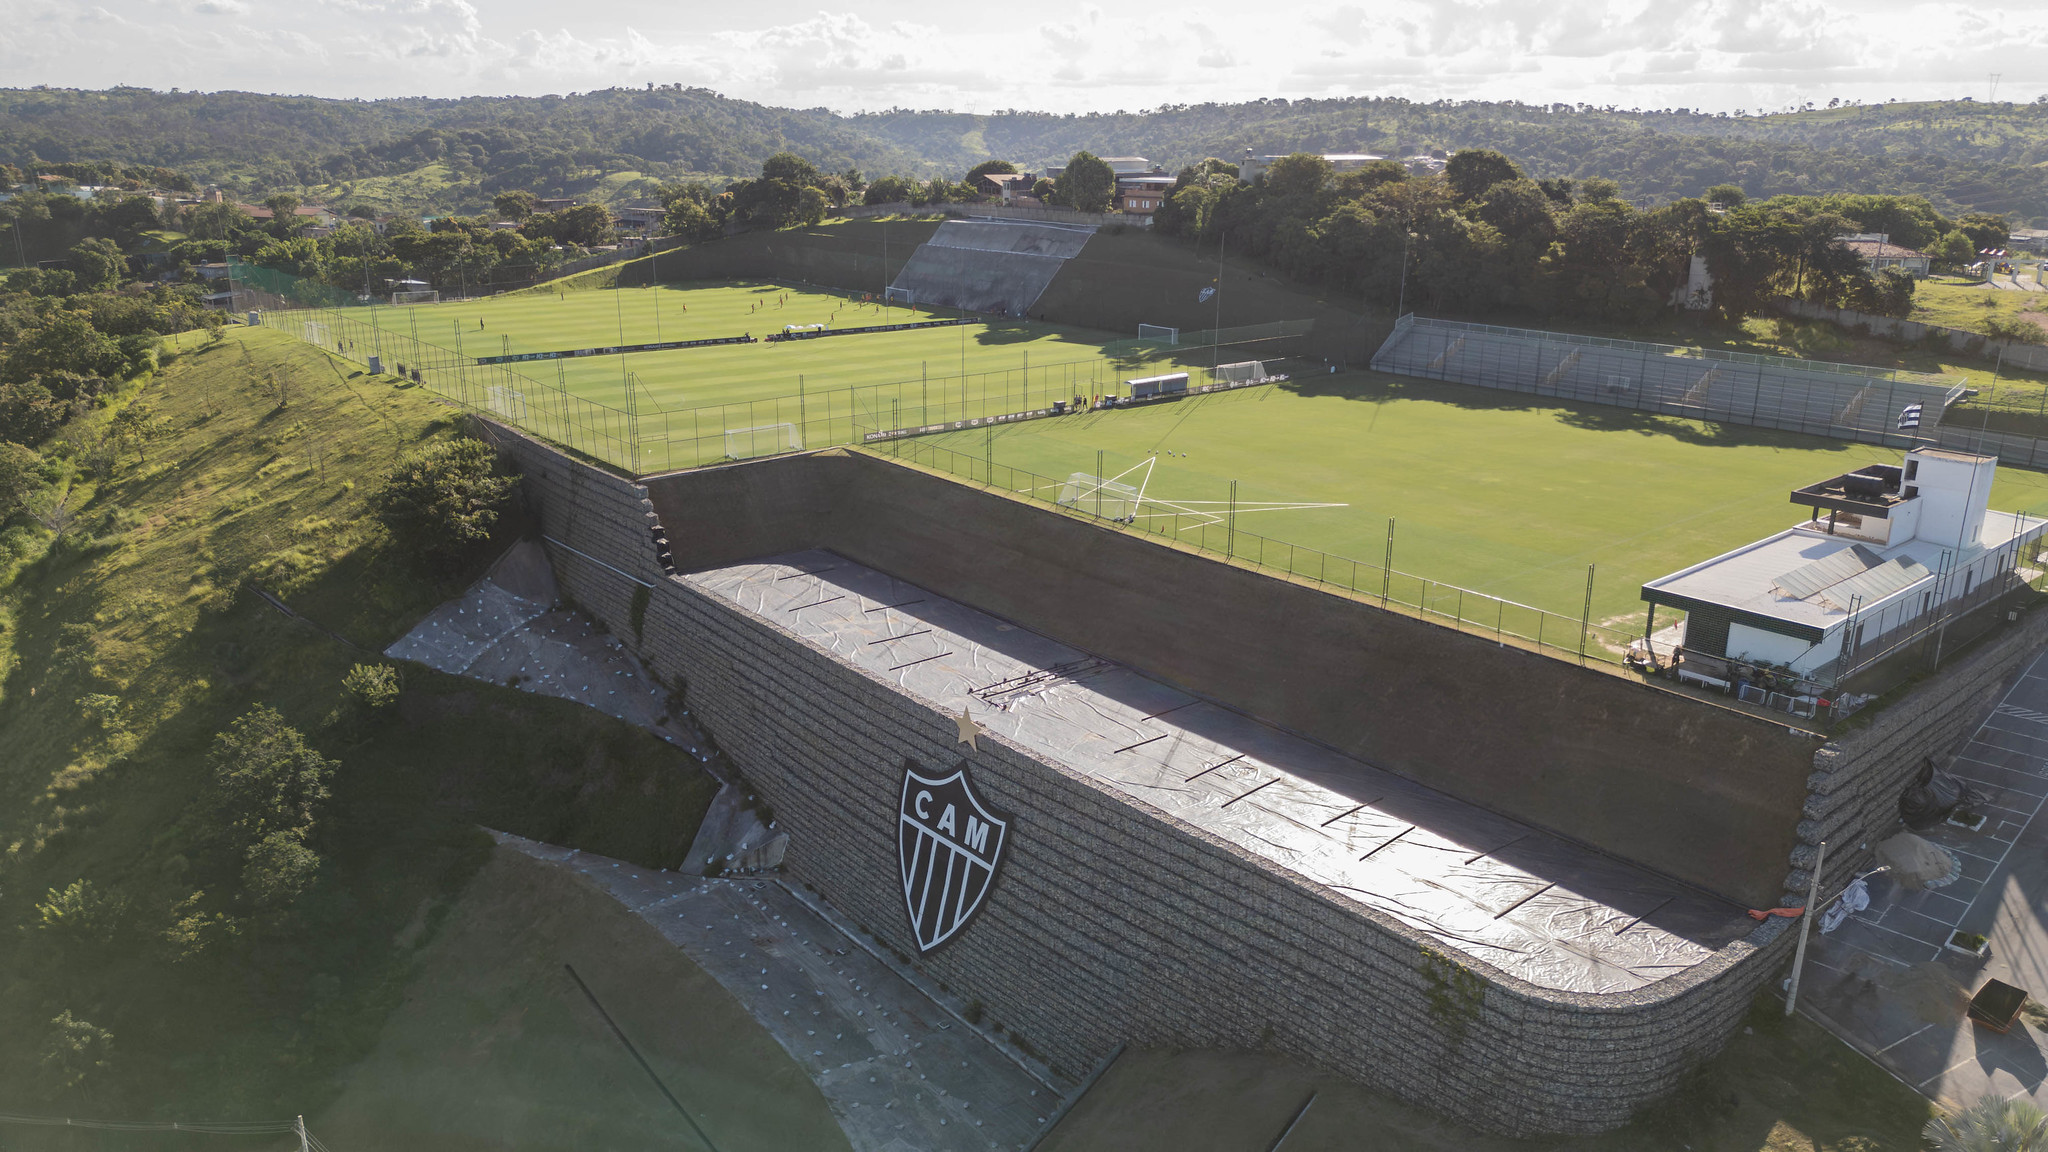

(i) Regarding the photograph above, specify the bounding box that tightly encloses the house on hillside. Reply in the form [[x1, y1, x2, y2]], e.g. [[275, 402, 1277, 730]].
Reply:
[[613, 201, 664, 236], [976, 172, 1035, 203], [1640, 449, 2045, 701], [535, 197, 578, 213], [1114, 174, 1177, 215], [1838, 233, 1932, 277], [239, 203, 343, 232]]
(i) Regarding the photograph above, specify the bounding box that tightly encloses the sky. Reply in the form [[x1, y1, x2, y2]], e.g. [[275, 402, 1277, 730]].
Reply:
[[2, 0, 2045, 115]]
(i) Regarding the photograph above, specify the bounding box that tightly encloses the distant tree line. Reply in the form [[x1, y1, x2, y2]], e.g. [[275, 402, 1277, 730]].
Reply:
[[1152, 149, 2012, 326]]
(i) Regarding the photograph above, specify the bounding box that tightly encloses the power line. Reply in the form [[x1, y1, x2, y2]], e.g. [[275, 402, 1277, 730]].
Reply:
[[0, 1108, 314, 1136], [564, 962, 722, 1152]]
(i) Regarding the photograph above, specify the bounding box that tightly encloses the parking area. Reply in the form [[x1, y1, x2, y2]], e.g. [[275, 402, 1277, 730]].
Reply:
[[1802, 649, 2048, 1110]]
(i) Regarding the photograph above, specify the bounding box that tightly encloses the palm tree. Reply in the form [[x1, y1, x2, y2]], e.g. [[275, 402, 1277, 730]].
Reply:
[[1925, 1095, 2048, 1151]]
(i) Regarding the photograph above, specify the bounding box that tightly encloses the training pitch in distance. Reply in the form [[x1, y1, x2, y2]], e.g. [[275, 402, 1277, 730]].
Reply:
[[362, 280, 1198, 416], [907, 374, 2048, 628]]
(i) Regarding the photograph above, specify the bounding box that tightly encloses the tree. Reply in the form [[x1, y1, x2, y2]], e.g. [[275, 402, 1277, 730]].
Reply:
[[109, 400, 169, 464], [242, 830, 322, 909], [205, 704, 338, 852], [965, 159, 1019, 186], [1924, 1095, 2048, 1151], [373, 437, 519, 573], [261, 193, 301, 236], [731, 152, 830, 228], [342, 662, 402, 709], [1, 314, 124, 383], [181, 201, 254, 242], [1704, 184, 1747, 207], [522, 204, 614, 247], [1957, 212, 2011, 252], [492, 190, 538, 221], [67, 238, 125, 293], [1056, 152, 1116, 214], [1444, 149, 1523, 200], [0, 379, 66, 445], [864, 176, 919, 206], [1261, 153, 1334, 201], [0, 441, 40, 515], [38, 1011, 113, 1098]]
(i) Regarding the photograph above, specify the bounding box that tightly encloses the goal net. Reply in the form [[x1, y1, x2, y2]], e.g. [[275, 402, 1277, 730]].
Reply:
[[486, 384, 528, 422], [725, 422, 804, 460], [302, 321, 330, 346], [884, 286, 916, 306], [1138, 324, 1179, 345], [1211, 361, 1268, 383], [390, 289, 440, 305], [1056, 473, 1141, 521]]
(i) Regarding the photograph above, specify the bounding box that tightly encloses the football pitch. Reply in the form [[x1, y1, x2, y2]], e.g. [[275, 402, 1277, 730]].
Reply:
[[348, 279, 1201, 419], [904, 374, 2048, 627]]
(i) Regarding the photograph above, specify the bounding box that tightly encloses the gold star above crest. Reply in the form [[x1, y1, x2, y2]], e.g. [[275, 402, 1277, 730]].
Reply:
[[953, 704, 984, 752]]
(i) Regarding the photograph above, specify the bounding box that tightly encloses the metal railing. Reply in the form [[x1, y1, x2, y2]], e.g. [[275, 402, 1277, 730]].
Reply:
[[868, 436, 1647, 669]]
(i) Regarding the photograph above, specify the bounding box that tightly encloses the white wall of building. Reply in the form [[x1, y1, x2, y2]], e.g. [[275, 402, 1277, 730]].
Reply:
[[1728, 622, 1829, 672], [1908, 450, 1996, 550]]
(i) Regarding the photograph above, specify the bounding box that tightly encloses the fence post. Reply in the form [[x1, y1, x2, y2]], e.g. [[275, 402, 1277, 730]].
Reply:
[[1227, 480, 1238, 558], [1579, 564, 1595, 665], [1381, 519, 1395, 606]]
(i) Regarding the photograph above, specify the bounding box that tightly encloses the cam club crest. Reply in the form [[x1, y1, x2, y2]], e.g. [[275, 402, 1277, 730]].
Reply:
[[898, 758, 1010, 953]]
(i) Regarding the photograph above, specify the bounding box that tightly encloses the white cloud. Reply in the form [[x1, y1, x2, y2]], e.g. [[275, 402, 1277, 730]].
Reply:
[[0, 0, 2041, 113]]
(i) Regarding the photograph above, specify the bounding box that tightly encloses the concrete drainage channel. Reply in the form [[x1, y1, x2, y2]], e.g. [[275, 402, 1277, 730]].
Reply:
[[390, 546, 1073, 1149]]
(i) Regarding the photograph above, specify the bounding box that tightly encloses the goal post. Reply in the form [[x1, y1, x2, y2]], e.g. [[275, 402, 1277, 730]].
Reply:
[[1056, 472, 1141, 521], [390, 289, 440, 305], [884, 286, 916, 306], [724, 422, 804, 460], [1210, 360, 1268, 383], [1138, 323, 1179, 345]]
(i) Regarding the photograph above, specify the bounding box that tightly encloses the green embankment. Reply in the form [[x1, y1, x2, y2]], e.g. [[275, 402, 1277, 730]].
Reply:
[[0, 326, 720, 1123]]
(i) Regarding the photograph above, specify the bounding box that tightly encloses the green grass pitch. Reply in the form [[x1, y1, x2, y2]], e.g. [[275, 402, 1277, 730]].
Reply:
[[347, 280, 1193, 419], [906, 373, 2048, 628]]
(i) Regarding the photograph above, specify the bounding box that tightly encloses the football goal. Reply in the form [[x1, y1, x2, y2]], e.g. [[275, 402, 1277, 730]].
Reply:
[[884, 286, 916, 306], [486, 384, 528, 422], [1138, 324, 1179, 345], [1211, 361, 1268, 383], [725, 422, 804, 460], [390, 289, 440, 305], [1056, 473, 1141, 522]]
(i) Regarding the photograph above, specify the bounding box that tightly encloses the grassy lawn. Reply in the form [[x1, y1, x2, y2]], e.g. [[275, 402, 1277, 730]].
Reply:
[[1039, 997, 1930, 1152], [315, 844, 848, 1152], [0, 326, 718, 1126], [342, 280, 1185, 415], [904, 370, 2048, 628], [1911, 274, 2048, 336]]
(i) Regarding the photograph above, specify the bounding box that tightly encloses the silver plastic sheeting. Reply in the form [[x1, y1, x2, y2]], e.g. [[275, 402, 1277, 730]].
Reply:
[[691, 551, 1752, 995]]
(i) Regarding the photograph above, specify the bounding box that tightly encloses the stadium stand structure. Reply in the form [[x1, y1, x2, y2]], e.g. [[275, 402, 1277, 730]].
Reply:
[[1372, 316, 1963, 442], [887, 219, 1095, 316]]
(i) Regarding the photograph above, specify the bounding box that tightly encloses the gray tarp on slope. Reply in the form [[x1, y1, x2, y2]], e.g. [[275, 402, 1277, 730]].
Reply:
[[887, 219, 1094, 316], [690, 550, 1753, 996]]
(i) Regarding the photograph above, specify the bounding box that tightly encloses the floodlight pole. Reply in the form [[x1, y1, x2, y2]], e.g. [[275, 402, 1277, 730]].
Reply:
[[1395, 227, 1415, 318], [1214, 231, 1226, 368], [1785, 840, 1827, 1018]]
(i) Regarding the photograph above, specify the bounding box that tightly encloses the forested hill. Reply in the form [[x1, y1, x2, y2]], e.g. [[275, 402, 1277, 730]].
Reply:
[[855, 99, 2048, 220], [4, 87, 2044, 221]]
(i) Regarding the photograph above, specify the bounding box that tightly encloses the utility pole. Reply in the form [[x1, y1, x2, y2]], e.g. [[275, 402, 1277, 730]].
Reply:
[[1785, 841, 1827, 1018], [1395, 225, 1415, 318], [295, 1115, 310, 1152]]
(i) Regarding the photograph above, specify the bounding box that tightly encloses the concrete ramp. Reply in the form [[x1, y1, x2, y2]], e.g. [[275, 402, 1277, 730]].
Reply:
[[889, 218, 1094, 316]]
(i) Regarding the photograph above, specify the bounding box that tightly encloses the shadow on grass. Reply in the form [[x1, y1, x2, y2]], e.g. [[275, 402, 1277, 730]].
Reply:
[[1276, 370, 1883, 453]]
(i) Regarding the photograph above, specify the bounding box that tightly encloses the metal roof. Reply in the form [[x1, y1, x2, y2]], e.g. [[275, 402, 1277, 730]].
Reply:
[[1772, 544, 1882, 599]]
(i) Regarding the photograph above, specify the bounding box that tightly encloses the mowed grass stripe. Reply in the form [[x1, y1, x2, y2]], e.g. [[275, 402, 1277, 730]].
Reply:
[[355, 281, 1193, 417], [918, 375, 2048, 624]]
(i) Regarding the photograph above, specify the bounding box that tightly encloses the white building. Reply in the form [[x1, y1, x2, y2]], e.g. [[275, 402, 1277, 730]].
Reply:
[[1239, 153, 1386, 184], [1641, 449, 2045, 684]]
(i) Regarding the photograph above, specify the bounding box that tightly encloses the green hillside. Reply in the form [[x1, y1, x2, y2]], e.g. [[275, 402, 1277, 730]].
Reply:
[[4, 88, 2045, 220], [0, 326, 716, 1119]]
